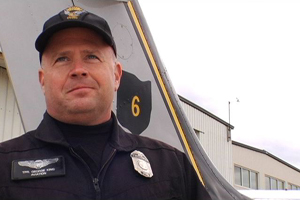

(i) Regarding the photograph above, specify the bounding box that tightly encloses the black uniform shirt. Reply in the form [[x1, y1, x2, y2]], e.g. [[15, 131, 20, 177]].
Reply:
[[55, 117, 113, 176], [0, 112, 212, 200]]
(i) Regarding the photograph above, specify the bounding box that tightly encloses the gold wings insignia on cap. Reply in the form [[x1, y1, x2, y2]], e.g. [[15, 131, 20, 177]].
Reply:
[[64, 6, 86, 20], [18, 158, 59, 169]]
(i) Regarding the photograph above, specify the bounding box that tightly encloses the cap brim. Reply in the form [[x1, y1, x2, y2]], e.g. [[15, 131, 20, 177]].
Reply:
[[35, 20, 116, 54]]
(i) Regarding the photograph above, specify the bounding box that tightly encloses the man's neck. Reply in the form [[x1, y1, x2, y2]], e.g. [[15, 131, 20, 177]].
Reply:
[[47, 110, 112, 126]]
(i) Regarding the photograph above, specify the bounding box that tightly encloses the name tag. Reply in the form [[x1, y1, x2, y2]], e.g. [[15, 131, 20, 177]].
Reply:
[[11, 156, 65, 180]]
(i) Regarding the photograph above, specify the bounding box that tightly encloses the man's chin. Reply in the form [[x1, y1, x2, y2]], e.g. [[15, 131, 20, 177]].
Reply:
[[65, 100, 97, 114]]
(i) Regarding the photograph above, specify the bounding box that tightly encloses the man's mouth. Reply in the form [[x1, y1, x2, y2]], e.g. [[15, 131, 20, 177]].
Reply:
[[68, 86, 93, 93]]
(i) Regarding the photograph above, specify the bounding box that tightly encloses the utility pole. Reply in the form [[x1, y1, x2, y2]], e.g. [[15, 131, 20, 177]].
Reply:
[[227, 101, 231, 142]]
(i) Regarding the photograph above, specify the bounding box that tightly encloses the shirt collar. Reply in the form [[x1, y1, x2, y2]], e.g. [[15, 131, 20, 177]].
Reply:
[[34, 111, 137, 152]]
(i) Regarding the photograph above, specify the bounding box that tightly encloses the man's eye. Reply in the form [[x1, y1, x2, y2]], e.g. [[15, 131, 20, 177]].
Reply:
[[56, 57, 69, 62], [87, 55, 99, 60]]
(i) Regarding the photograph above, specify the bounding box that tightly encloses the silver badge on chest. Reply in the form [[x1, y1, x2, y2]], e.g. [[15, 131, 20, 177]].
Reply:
[[130, 150, 153, 178]]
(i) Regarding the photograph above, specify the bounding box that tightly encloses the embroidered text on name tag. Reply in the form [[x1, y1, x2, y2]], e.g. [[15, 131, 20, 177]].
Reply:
[[11, 156, 65, 180]]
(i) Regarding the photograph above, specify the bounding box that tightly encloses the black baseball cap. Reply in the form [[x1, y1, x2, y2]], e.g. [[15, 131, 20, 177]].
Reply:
[[35, 6, 116, 60]]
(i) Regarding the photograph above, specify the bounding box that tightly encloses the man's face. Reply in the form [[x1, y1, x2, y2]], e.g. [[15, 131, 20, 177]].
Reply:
[[39, 27, 122, 125]]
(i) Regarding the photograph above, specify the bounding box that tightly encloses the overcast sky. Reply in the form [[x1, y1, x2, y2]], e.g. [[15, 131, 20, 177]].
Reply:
[[138, 0, 300, 168]]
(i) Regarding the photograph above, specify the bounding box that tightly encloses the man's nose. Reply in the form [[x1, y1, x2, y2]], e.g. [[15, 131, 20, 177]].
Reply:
[[70, 62, 88, 78]]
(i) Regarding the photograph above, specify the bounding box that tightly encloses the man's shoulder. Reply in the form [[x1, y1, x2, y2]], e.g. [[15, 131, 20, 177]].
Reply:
[[0, 130, 40, 153]]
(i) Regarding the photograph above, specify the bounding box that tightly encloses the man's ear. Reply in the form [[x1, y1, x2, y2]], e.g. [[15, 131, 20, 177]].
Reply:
[[114, 61, 123, 91], [38, 68, 45, 94]]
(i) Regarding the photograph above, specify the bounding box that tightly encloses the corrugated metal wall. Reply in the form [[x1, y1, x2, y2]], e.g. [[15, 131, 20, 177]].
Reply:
[[0, 66, 25, 142], [180, 100, 233, 185]]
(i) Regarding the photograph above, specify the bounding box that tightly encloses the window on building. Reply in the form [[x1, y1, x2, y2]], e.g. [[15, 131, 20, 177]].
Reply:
[[234, 166, 242, 186], [288, 183, 300, 190], [265, 177, 270, 190], [278, 181, 284, 190], [271, 178, 277, 190], [234, 166, 258, 189], [265, 176, 285, 190], [242, 168, 250, 188], [250, 171, 258, 189]]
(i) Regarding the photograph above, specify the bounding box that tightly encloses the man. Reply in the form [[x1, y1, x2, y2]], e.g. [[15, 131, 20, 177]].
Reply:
[[0, 6, 211, 200]]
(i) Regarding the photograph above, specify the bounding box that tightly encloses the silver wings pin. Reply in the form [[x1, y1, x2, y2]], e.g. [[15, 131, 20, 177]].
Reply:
[[18, 158, 59, 169]]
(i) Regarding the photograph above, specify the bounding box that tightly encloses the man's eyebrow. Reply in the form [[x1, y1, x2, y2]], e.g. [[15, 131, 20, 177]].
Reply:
[[48, 49, 106, 61], [50, 51, 72, 60]]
